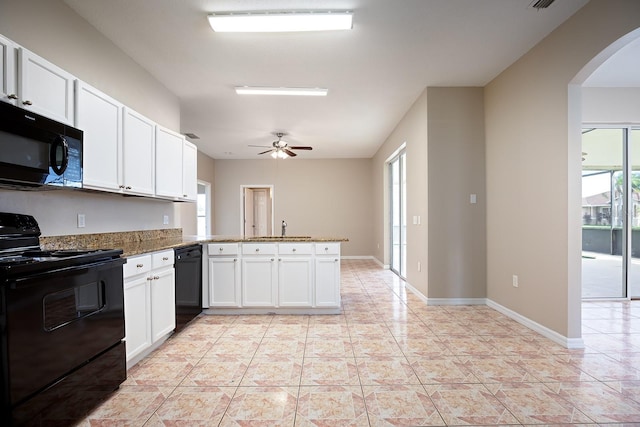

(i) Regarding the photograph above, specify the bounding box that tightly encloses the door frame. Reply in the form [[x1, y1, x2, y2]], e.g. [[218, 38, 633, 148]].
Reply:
[[240, 185, 274, 237]]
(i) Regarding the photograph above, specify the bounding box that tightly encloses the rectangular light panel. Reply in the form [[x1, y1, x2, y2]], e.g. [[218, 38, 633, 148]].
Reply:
[[235, 87, 328, 96], [208, 11, 353, 33]]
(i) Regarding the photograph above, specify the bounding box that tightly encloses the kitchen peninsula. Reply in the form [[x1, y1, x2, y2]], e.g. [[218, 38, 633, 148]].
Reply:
[[41, 230, 348, 315]]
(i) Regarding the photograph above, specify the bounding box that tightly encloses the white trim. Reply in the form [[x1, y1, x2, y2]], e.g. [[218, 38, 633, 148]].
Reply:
[[487, 299, 584, 349], [203, 307, 341, 315], [341, 255, 373, 260], [405, 281, 428, 304], [428, 298, 488, 306]]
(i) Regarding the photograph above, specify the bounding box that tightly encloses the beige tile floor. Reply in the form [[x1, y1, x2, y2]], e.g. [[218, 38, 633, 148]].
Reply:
[[77, 259, 640, 426]]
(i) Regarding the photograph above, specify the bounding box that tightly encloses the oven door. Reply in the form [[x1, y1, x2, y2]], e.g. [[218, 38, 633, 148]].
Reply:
[[3, 258, 125, 407]]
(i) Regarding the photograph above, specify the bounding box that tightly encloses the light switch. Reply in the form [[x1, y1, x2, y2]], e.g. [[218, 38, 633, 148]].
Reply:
[[470, 194, 477, 204]]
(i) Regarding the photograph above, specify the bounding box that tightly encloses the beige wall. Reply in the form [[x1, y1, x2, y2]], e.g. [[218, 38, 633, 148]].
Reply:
[[427, 87, 486, 299], [212, 159, 372, 256], [485, 0, 640, 340], [372, 90, 429, 293], [0, 0, 185, 237], [370, 88, 485, 299]]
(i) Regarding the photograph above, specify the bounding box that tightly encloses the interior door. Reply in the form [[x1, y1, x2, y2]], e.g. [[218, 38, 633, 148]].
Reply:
[[244, 188, 255, 236], [254, 189, 268, 236]]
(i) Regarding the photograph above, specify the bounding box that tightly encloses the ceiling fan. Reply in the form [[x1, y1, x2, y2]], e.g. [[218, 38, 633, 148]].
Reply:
[[249, 132, 313, 158]]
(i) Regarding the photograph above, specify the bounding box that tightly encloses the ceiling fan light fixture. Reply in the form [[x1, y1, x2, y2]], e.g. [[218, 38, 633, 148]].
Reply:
[[208, 11, 353, 33], [235, 86, 328, 96]]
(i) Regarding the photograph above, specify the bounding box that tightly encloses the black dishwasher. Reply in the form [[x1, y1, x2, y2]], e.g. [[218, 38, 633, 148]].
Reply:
[[174, 244, 203, 332]]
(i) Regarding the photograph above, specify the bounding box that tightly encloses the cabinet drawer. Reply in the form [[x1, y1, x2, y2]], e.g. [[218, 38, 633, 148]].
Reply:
[[315, 243, 341, 256], [124, 254, 152, 278], [279, 243, 313, 255], [242, 243, 277, 255], [208, 243, 239, 256], [152, 250, 174, 268]]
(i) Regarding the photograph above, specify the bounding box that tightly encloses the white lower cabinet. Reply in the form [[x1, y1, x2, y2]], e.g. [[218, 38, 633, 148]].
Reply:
[[206, 242, 340, 311], [123, 250, 175, 364], [278, 243, 313, 307], [208, 243, 240, 307], [242, 244, 277, 307]]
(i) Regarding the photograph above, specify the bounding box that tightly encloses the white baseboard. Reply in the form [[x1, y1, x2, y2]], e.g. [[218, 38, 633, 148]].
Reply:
[[427, 298, 488, 306], [486, 299, 584, 349]]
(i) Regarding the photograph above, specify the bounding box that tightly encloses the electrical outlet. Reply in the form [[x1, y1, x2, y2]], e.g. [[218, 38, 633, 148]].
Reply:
[[77, 214, 85, 228], [163, 215, 169, 225], [512, 275, 519, 288]]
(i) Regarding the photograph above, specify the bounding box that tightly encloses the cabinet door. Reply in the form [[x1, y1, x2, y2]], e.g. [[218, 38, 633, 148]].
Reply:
[[314, 257, 341, 307], [18, 48, 75, 125], [0, 35, 16, 105], [150, 267, 176, 342], [182, 140, 198, 201], [209, 257, 241, 307], [123, 107, 155, 196], [242, 257, 277, 307], [278, 257, 313, 307], [124, 276, 152, 362], [75, 81, 122, 191], [155, 126, 184, 199]]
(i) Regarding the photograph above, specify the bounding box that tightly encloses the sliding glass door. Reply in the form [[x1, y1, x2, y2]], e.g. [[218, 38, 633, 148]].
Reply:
[[390, 150, 407, 278], [582, 127, 640, 298]]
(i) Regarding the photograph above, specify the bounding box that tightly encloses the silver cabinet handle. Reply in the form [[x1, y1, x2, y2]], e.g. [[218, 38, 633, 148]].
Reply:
[[22, 100, 32, 106], [219, 247, 224, 252], [154, 275, 160, 280], [335, 259, 339, 262], [136, 263, 144, 268], [119, 185, 125, 189], [7, 94, 18, 100], [162, 257, 169, 261], [271, 258, 274, 261], [292, 248, 297, 252], [146, 277, 153, 281], [325, 247, 329, 251], [255, 248, 260, 252], [125, 186, 132, 190]]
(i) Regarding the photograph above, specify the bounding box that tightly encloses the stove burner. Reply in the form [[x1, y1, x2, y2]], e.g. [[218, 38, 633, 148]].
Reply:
[[21, 249, 98, 258], [0, 256, 35, 266]]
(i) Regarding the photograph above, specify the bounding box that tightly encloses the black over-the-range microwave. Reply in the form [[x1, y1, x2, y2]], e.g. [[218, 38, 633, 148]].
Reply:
[[0, 101, 82, 189]]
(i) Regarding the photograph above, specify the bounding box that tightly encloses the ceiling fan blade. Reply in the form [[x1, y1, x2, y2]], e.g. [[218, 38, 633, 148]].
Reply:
[[258, 149, 273, 155], [249, 145, 271, 148], [289, 146, 313, 150], [283, 149, 297, 157]]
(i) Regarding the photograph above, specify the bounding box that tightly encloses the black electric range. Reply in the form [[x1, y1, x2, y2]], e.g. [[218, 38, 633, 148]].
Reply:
[[0, 212, 127, 426]]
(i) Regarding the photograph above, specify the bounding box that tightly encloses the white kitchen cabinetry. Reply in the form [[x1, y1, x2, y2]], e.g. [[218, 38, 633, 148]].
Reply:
[[155, 126, 184, 199], [314, 243, 341, 307], [123, 250, 175, 365], [208, 243, 241, 307], [278, 243, 313, 307], [18, 47, 75, 125], [241, 244, 278, 307], [123, 107, 155, 196], [75, 81, 122, 192], [182, 140, 198, 201], [123, 254, 152, 363], [0, 35, 16, 105], [149, 251, 176, 342]]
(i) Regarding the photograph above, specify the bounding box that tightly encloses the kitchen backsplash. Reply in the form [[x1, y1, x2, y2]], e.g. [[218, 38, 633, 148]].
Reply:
[[40, 228, 183, 250]]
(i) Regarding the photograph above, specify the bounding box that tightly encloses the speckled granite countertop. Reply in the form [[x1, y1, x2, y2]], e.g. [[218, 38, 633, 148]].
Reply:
[[40, 229, 348, 258]]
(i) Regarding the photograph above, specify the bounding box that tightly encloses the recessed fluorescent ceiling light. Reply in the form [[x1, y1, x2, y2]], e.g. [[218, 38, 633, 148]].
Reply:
[[235, 87, 328, 96], [208, 11, 353, 32]]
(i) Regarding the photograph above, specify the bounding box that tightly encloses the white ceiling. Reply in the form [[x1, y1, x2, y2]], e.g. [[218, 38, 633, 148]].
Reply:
[[62, 0, 610, 159]]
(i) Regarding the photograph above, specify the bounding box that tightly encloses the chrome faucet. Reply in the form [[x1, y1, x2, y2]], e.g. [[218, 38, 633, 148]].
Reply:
[[281, 220, 287, 237]]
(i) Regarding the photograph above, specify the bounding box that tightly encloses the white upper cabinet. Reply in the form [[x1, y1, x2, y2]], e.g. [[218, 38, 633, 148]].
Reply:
[[75, 81, 123, 192], [155, 126, 184, 199], [182, 140, 198, 201], [123, 107, 155, 196], [18, 47, 75, 125], [0, 35, 16, 105]]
